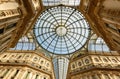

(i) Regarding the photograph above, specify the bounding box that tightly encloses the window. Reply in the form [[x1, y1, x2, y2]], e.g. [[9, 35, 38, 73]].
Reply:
[[1, 37, 11, 45], [112, 59, 117, 63], [88, 36, 111, 52], [105, 23, 118, 31], [94, 58, 99, 62], [46, 63, 49, 67], [78, 61, 82, 66], [17, 55, 22, 59], [6, 23, 17, 30], [3, 69, 10, 77], [85, 59, 89, 64], [12, 70, 19, 78], [72, 64, 75, 68], [42, 0, 81, 6], [35, 75, 39, 79], [3, 55, 7, 58], [34, 6, 90, 54], [25, 55, 30, 58], [103, 58, 108, 62], [44, 77, 46, 79], [26, 72, 30, 78], [0, 11, 5, 17], [0, 28, 4, 34], [10, 36, 36, 50], [33, 57, 38, 61], [39, 66, 41, 69], [40, 60, 44, 64]]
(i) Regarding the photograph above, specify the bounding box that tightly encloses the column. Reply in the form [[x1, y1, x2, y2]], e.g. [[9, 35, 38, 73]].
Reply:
[[11, 70, 19, 79], [0, 69, 3, 73], [37, 75, 41, 79], [32, 73, 37, 79], [8, 69, 17, 79], [14, 70, 22, 79], [20, 70, 28, 79], [0, 69, 8, 78], [3, 69, 13, 79], [26, 72, 32, 79], [96, 74, 101, 79], [14, 70, 28, 79], [100, 74, 106, 79], [40, 75, 43, 79]]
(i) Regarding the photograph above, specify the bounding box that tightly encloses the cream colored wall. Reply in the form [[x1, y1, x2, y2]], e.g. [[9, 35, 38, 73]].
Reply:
[[0, 66, 50, 79], [0, 51, 55, 79], [70, 55, 120, 71], [79, 0, 120, 51], [0, 0, 20, 53], [0, 0, 42, 53], [0, 52, 52, 73], [71, 70, 120, 79], [0, 2, 19, 10], [103, 0, 120, 10]]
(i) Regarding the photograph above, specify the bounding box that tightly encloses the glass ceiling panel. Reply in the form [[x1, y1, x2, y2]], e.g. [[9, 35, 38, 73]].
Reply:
[[10, 36, 36, 50], [53, 57, 69, 79], [42, 0, 81, 6], [34, 6, 90, 55], [88, 36, 111, 52]]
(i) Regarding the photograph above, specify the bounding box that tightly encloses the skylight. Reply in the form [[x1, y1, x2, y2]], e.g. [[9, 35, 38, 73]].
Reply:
[[42, 0, 81, 6], [34, 6, 90, 54], [10, 36, 35, 50]]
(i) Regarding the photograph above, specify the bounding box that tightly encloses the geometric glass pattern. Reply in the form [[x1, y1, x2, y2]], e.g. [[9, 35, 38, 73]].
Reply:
[[42, 0, 81, 6], [10, 36, 35, 50], [34, 6, 90, 54], [88, 37, 111, 52], [53, 57, 69, 79]]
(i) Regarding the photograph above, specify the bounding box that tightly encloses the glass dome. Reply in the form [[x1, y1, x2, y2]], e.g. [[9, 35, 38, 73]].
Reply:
[[42, 0, 81, 6], [34, 6, 90, 54]]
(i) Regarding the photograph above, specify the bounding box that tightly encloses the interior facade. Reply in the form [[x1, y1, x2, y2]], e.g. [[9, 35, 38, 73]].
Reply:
[[0, 0, 120, 79]]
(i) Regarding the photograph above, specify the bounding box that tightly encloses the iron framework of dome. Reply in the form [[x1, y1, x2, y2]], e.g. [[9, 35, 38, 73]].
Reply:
[[34, 6, 90, 55]]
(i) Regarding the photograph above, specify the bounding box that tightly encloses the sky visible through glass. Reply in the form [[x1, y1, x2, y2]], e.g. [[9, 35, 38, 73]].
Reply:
[[42, 0, 80, 6], [34, 6, 90, 54]]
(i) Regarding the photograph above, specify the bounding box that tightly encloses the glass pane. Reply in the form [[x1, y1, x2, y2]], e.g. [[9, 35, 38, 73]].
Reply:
[[53, 57, 69, 79], [34, 6, 90, 54], [42, 0, 81, 6]]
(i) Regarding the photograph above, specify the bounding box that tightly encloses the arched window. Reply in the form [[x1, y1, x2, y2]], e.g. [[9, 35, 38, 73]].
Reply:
[[78, 61, 82, 66], [10, 36, 36, 50], [88, 34, 112, 53]]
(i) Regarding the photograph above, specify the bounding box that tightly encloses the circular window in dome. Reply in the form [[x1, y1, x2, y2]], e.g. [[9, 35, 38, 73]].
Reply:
[[34, 6, 90, 55]]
